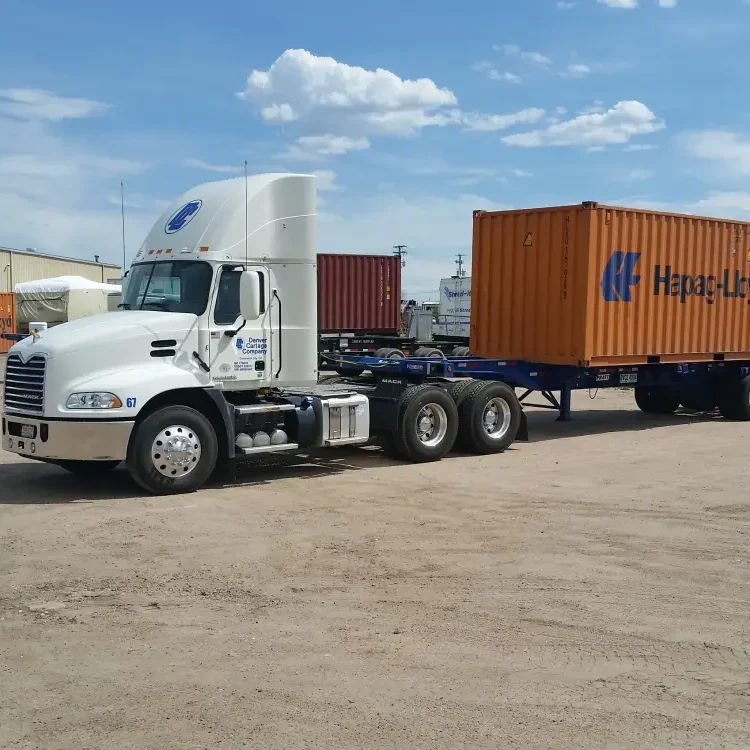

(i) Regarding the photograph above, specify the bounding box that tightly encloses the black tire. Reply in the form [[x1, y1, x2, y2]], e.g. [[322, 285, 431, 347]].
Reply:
[[127, 405, 218, 495], [718, 375, 750, 421], [451, 346, 471, 357], [457, 381, 521, 454], [373, 347, 406, 359], [319, 375, 349, 384], [412, 347, 446, 359], [680, 389, 717, 412], [335, 367, 365, 376], [448, 379, 475, 407], [393, 385, 458, 462], [56, 460, 120, 475], [634, 386, 680, 415]]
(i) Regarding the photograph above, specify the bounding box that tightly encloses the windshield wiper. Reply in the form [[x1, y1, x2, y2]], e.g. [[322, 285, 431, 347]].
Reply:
[[117, 302, 131, 309], [141, 301, 171, 311]]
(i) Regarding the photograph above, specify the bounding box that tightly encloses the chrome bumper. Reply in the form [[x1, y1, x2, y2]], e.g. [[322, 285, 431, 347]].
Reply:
[[2, 413, 135, 461]]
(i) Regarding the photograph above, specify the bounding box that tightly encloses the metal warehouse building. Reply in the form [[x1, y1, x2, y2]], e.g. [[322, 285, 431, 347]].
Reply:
[[0, 246, 121, 293]]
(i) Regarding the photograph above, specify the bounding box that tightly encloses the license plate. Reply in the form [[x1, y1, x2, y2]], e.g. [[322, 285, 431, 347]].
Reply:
[[21, 424, 36, 438], [620, 373, 638, 384]]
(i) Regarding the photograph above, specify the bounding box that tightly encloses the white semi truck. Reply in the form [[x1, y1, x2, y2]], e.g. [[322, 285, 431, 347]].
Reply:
[[2, 174, 524, 494]]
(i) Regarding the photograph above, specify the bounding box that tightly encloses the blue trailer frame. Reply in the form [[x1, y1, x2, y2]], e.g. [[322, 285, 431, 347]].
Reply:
[[326, 354, 750, 422]]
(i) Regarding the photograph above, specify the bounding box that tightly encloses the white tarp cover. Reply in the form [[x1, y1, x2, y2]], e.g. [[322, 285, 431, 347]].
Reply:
[[14, 275, 121, 295], [15, 275, 122, 326]]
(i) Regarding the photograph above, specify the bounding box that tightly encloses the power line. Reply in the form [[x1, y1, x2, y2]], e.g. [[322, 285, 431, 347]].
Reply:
[[393, 244, 408, 268]]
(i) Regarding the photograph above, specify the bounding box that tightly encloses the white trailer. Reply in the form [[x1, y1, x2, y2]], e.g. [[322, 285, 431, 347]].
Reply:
[[2, 175, 523, 494], [435, 276, 471, 340]]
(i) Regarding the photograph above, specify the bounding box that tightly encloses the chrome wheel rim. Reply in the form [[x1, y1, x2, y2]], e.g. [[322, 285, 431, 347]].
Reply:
[[482, 398, 512, 440], [151, 425, 202, 478], [415, 403, 448, 447]]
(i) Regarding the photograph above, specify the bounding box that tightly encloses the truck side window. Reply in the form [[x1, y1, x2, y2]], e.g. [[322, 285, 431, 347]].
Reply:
[[214, 269, 266, 325]]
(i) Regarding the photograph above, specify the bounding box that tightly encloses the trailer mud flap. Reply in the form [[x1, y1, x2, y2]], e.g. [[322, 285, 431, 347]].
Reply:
[[516, 410, 529, 442]]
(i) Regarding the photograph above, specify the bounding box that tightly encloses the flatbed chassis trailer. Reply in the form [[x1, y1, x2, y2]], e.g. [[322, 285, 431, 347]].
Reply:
[[332, 354, 750, 423]]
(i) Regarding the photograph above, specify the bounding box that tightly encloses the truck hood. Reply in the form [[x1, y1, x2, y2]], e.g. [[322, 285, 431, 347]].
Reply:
[[9, 311, 196, 359]]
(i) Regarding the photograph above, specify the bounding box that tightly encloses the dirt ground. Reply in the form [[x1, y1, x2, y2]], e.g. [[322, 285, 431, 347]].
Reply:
[[1, 388, 749, 749]]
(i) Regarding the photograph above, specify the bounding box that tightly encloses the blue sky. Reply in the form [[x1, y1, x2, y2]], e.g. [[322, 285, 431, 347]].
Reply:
[[1, 0, 749, 296]]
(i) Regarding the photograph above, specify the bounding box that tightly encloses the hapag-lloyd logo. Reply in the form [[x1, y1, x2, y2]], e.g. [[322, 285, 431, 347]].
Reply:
[[601, 251, 750, 305]]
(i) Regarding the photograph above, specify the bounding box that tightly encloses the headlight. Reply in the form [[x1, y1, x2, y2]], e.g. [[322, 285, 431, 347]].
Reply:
[[66, 392, 123, 409]]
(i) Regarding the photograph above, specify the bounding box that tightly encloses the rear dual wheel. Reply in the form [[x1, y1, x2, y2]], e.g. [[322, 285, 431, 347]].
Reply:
[[381, 385, 458, 462], [634, 386, 680, 415], [456, 382, 521, 454], [718, 374, 750, 421]]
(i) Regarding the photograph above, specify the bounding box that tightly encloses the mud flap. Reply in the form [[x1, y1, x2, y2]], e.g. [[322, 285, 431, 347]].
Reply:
[[516, 410, 529, 442]]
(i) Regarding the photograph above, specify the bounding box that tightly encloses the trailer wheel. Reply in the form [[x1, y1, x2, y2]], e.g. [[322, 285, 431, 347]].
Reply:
[[457, 381, 521, 454], [634, 386, 680, 415], [412, 347, 446, 359], [335, 367, 365, 377], [718, 374, 750, 421], [451, 346, 471, 357], [393, 385, 458, 462], [127, 405, 218, 495], [680, 389, 717, 412], [373, 347, 406, 359]]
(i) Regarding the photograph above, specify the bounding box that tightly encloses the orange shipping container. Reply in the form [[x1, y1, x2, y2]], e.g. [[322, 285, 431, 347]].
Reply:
[[471, 203, 750, 366], [0, 293, 16, 354]]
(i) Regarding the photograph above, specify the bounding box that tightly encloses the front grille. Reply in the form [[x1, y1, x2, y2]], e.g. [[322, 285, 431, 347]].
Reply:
[[3, 354, 46, 414]]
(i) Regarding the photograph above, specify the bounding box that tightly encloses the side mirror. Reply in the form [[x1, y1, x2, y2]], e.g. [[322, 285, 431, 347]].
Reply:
[[239, 271, 261, 320]]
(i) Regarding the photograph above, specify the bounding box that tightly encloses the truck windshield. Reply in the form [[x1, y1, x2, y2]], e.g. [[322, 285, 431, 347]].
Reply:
[[120, 261, 213, 314]]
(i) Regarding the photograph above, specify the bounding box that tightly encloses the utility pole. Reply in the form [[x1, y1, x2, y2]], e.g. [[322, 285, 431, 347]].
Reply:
[[455, 253, 466, 278], [393, 244, 408, 268]]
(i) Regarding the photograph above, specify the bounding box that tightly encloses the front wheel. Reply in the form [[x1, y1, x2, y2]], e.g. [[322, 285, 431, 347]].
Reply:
[[56, 460, 121, 475], [127, 406, 218, 495]]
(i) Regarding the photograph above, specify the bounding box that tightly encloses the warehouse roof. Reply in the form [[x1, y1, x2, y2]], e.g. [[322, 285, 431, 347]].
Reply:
[[0, 245, 120, 269]]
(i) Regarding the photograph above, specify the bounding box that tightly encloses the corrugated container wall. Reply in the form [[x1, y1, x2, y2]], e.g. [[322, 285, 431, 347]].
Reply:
[[0, 248, 120, 293], [471, 204, 750, 366], [0, 293, 17, 354], [317, 253, 401, 333]]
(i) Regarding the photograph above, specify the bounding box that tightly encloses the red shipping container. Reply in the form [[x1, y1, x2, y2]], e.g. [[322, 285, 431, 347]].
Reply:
[[0, 293, 16, 354], [317, 254, 401, 333]]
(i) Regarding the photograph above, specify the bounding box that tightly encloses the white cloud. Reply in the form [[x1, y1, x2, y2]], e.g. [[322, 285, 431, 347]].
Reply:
[[557, 1, 576, 8], [312, 169, 338, 191], [183, 157, 243, 174], [565, 63, 591, 77], [463, 108, 546, 132], [626, 143, 657, 151], [494, 44, 552, 67], [681, 130, 750, 175], [620, 168, 655, 182], [280, 134, 371, 161], [239, 49, 458, 139], [688, 191, 750, 217], [659, 0, 677, 6], [511, 169, 533, 177], [0, 88, 109, 121], [598, 0, 638, 7], [259, 103, 298, 123], [471, 62, 521, 84], [578, 101, 606, 115], [503, 100, 664, 148]]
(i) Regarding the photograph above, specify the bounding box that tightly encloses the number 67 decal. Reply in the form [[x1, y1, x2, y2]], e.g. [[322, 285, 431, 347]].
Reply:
[[126, 398, 137, 408]]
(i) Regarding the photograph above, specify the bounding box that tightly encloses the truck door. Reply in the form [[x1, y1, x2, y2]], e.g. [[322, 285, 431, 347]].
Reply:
[[208, 265, 272, 386]]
